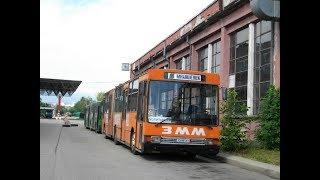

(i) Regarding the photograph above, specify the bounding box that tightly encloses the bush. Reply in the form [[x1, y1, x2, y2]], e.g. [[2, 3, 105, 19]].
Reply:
[[256, 85, 280, 150], [221, 89, 248, 151]]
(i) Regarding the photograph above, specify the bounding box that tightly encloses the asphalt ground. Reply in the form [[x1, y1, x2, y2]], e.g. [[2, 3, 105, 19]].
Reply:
[[40, 118, 275, 180]]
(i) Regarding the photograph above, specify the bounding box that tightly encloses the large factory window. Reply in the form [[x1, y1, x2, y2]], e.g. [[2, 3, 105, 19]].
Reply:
[[253, 21, 273, 115], [176, 59, 182, 70], [199, 46, 208, 71], [229, 27, 249, 105], [185, 56, 191, 70], [211, 41, 221, 73], [176, 56, 191, 70]]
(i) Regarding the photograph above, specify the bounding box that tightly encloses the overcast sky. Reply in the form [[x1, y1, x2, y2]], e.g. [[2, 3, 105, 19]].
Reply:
[[40, 0, 213, 105]]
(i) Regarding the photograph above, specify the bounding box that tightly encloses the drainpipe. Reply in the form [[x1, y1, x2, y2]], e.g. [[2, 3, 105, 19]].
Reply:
[[163, 41, 169, 68], [186, 35, 192, 69], [152, 56, 155, 69], [138, 59, 140, 76]]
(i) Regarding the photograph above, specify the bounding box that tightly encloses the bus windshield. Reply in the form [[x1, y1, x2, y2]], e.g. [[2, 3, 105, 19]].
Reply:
[[148, 80, 218, 126]]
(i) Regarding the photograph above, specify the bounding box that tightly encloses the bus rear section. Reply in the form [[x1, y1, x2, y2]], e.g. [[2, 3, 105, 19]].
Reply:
[[102, 69, 221, 156]]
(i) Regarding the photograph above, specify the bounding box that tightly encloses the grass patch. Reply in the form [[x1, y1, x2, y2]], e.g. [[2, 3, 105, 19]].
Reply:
[[231, 147, 280, 166]]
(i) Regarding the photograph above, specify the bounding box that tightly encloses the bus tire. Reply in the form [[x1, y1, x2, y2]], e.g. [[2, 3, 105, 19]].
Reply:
[[130, 132, 139, 155], [113, 127, 120, 145], [210, 149, 219, 156]]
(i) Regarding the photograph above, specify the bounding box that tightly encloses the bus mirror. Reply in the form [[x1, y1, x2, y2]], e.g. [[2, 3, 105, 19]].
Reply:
[[222, 87, 228, 100], [139, 82, 145, 95]]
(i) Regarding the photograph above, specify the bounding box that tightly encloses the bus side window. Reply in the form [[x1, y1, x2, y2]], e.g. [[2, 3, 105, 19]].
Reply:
[[122, 90, 128, 120], [128, 80, 139, 112]]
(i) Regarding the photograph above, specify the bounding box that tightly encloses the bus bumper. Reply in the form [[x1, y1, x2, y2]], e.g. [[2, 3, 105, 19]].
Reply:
[[143, 142, 220, 155]]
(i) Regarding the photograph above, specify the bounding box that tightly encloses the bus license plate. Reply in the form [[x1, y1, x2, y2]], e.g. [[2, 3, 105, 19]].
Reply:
[[176, 139, 190, 143]]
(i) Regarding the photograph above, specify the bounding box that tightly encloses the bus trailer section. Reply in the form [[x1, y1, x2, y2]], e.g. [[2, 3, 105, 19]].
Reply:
[[84, 102, 103, 134]]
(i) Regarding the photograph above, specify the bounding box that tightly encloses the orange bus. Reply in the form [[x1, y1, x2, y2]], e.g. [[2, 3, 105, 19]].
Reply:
[[102, 69, 221, 157]]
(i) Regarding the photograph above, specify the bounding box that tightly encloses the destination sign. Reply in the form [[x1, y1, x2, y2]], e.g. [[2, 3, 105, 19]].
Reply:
[[166, 73, 202, 81]]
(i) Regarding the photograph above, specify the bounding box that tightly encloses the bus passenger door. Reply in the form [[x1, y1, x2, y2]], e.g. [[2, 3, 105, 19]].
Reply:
[[121, 90, 128, 142], [136, 81, 146, 150]]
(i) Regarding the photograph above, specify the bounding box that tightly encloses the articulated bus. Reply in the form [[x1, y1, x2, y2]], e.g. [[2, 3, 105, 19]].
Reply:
[[102, 69, 221, 157]]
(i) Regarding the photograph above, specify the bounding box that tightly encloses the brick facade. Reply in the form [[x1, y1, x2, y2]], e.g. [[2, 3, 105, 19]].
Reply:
[[129, 0, 280, 138]]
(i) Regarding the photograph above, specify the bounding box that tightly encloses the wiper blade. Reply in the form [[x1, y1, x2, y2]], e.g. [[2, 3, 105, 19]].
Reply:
[[155, 118, 169, 126], [205, 124, 213, 129], [190, 118, 214, 129]]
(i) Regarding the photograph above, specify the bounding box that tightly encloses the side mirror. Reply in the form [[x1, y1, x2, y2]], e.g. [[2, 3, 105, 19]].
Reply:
[[139, 81, 145, 95], [222, 87, 228, 101]]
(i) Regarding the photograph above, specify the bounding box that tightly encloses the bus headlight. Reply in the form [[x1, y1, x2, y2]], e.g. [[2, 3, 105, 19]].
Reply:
[[207, 140, 214, 145], [206, 139, 220, 145], [151, 136, 161, 143]]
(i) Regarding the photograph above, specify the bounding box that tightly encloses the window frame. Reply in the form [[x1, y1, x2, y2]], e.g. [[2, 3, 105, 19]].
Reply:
[[176, 59, 182, 70], [212, 40, 221, 73], [127, 79, 139, 112], [229, 27, 249, 105], [185, 56, 191, 70], [253, 21, 274, 115], [198, 46, 208, 71]]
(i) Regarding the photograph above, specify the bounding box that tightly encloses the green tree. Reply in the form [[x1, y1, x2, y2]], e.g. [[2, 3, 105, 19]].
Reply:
[[220, 89, 248, 151], [69, 106, 76, 115], [71, 97, 93, 116], [40, 97, 51, 107], [60, 106, 69, 115], [96, 92, 106, 102], [256, 85, 280, 150]]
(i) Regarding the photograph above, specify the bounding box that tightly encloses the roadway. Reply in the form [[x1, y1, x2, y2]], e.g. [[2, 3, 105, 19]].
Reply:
[[40, 118, 275, 180]]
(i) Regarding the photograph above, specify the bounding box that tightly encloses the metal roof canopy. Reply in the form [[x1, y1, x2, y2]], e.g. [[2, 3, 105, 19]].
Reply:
[[40, 78, 82, 97]]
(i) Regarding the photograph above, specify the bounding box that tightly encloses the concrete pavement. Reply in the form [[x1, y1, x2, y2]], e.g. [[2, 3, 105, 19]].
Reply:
[[198, 153, 280, 179], [40, 118, 276, 180]]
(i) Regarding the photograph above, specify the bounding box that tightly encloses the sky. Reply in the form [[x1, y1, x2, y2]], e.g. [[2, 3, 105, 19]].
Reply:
[[40, 0, 214, 105]]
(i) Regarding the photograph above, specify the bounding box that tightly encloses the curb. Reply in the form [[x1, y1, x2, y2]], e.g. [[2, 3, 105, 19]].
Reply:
[[197, 153, 280, 179]]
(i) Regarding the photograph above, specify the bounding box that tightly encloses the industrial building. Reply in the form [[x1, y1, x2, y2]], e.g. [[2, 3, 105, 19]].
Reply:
[[130, 0, 280, 116]]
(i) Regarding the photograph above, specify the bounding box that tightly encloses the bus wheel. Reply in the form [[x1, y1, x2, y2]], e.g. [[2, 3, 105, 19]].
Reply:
[[210, 149, 219, 157], [130, 132, 139, 155], [113, 127, 120, 145]]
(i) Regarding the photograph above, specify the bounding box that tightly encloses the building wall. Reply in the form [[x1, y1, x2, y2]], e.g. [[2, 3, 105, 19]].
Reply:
[[130, 0, 279, 118]]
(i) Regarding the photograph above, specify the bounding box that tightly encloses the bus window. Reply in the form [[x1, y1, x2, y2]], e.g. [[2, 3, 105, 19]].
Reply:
[[128, 80, 139, 112], [148, 81, 218, 126], [115, 86, 124, 113], [108, 95, 112, 120]]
